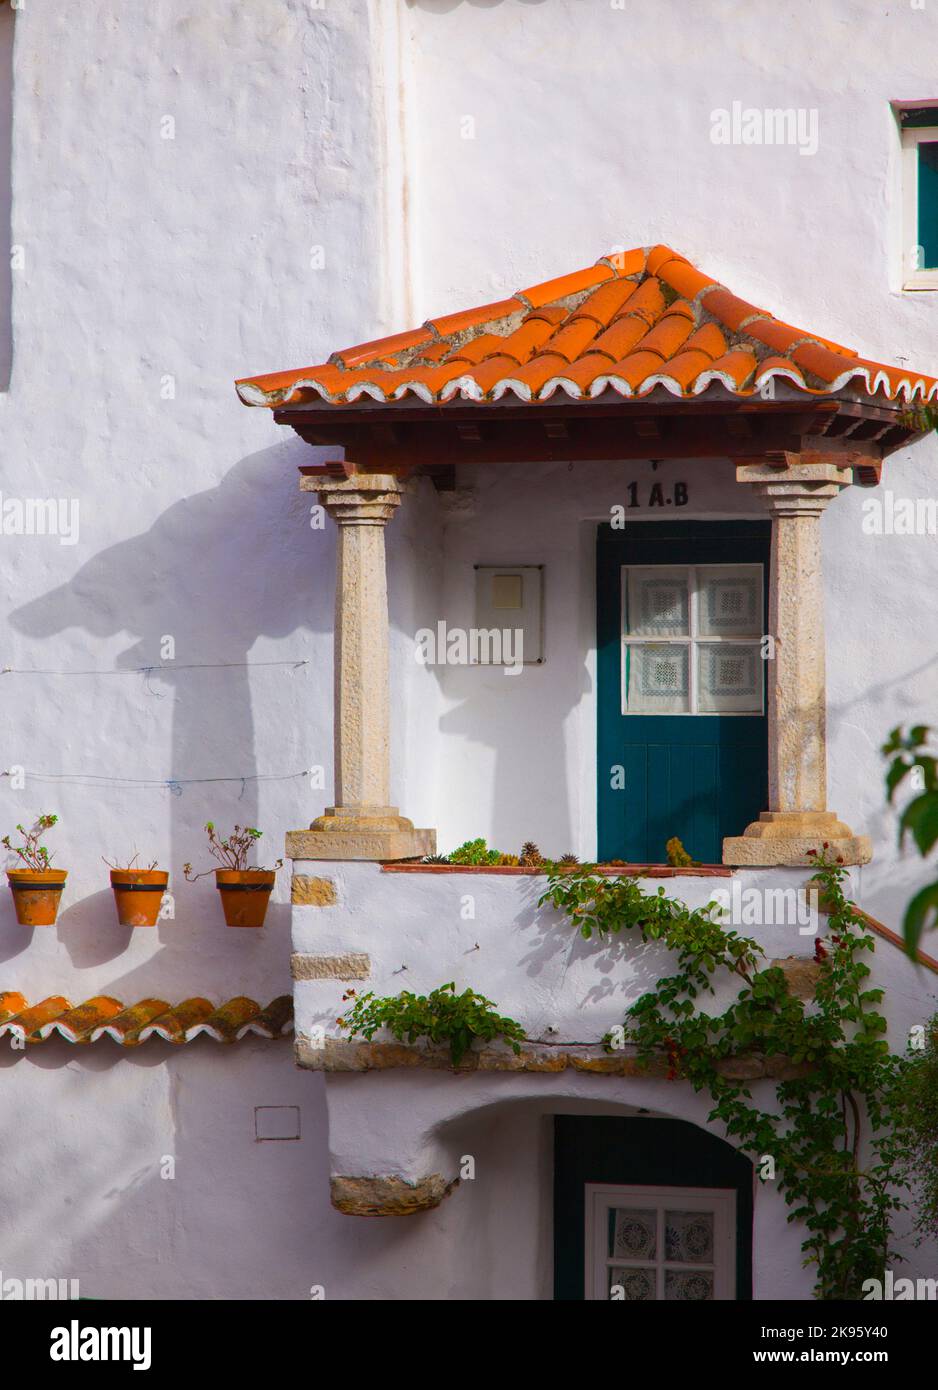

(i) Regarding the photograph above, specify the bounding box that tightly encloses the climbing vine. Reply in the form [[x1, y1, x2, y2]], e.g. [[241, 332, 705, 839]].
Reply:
[[540, 856, 909, 1300]]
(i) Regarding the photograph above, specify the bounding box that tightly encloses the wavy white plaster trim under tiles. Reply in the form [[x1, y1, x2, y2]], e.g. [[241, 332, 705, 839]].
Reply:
[[236, 363, 938, 409]]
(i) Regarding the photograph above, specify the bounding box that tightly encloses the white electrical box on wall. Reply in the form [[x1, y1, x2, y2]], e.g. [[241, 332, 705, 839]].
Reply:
[[473, 565, 544, 664]]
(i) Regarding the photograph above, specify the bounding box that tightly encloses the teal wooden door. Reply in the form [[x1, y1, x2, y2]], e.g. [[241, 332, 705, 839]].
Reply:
[[597, 520, 769, 864]]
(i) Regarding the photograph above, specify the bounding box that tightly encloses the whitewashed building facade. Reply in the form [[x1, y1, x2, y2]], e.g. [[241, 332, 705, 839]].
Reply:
[[1, 0, 938, 1301]]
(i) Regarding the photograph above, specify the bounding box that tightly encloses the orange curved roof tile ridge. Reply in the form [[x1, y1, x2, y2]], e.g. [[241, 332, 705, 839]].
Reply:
[[0, 990, 294, 1045], [235, 244, 938, 410]]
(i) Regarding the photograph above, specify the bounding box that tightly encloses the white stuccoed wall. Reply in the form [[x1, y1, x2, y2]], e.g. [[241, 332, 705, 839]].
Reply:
[[0, 0, 936, 1299]]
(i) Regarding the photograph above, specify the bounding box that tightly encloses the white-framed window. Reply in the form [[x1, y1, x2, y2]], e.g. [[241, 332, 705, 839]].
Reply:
[[898, 108, 938, 290], [584, 1183, 737, 1301], [620, 564, 764, 716]]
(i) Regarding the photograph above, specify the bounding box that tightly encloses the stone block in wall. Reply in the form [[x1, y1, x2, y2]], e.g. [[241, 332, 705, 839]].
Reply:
[[291, 875, 337, 906]]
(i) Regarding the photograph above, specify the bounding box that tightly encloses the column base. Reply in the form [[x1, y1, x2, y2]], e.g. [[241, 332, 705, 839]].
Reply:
[[722, 812, 872, 867], [286, 807, 436, 862]]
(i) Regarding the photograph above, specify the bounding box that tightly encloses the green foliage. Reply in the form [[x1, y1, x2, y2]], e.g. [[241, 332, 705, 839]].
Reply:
[[898, 404, 938, 435], [882, 724, 938, 956], [448, 838, 503, 865], [2, 813, 58, 871], [892, 1013, 938, 1241], [339, 982, 526, 1068], [541, 858, 908, 1300]]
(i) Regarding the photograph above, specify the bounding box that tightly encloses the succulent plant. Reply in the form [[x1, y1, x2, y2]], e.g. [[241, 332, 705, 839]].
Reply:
[[422, 854, 451, 864], [519, 841, 543, 867], [449, 839, 502, 866], [497, 853, 520, 866], [559, 853, 580, 865]]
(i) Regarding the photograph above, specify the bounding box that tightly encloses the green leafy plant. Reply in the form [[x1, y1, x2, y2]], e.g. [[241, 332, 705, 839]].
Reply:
[[339, 982, 526, 1067], [3, 813, 58, 870], [892, 1011, 938, 1242], [448, 838, 502, 866], [883, 724, 938, 955], [541, 857, 908, 1300], [183, 822, 280, 880]]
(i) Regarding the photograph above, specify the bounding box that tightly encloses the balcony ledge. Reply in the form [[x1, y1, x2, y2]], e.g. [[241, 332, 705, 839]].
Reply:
[[379, 863, 735, 878], [296, 1035, 810, 1081]]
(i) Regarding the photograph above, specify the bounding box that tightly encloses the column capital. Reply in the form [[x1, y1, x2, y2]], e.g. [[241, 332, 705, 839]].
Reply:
[[300, 471, 406, 525], [735, 455, 853, 516]]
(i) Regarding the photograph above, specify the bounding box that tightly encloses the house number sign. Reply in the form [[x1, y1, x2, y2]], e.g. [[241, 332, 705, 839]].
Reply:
[[610, 482, 689, 526], [625, 480, 689, 508]]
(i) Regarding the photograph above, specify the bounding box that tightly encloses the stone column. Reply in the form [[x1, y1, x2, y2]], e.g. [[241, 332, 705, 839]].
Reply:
[[723, 457, 871, 867], [286, 471, 435, 862]]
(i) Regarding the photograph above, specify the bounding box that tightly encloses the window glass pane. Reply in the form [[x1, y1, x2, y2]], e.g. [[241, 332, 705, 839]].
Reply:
[[918, 141, 938, 269], [665, 1269, 714, 1300], [625, 567, 689, 637], [609, 1207, 657, 1260], [610, 1267, 656, 1300], [698, 566, 762, 638], [624, 644, 689, 713], [665, 1210, 714, 1263], [697, 643, 762, 713]]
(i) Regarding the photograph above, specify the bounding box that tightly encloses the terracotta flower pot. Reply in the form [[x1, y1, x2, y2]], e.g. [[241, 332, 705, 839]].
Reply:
[[215, 869, 275, 928], [7, 868, 68, 926], [110, 869, 168, 927]]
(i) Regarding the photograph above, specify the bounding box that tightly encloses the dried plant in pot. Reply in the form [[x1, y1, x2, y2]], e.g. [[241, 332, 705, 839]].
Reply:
[[3, 814, 66, 925], [184, 823, 281, 928], [104, 853, 168, 927]]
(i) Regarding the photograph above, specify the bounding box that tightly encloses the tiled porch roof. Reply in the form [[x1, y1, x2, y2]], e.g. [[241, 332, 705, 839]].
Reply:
[[0, 991, 293, 1044], [235, 244, 938, 409]]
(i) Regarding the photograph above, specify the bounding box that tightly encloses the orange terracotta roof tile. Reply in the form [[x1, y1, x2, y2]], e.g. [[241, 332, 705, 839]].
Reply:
[[427, 296, 522, 337], [696, 348, 759, 392], [519, 263, 614, 308], [637, 312, 695, 360], [593, 314, 651, 361], [498, 352, 571, 397], [616, 276, 665, 326], [648, 348, 716, 392], [541, 351, 617, 394], [570, 277, 642, 326], [332, 327, 435, 369], [448, 332, 508, 366], [543, 317, 601, 363], [492, 316, 558, 363], [683, 322, 727, 359], [235, 244, 938, 408], [0, 992, 293, 1045]]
